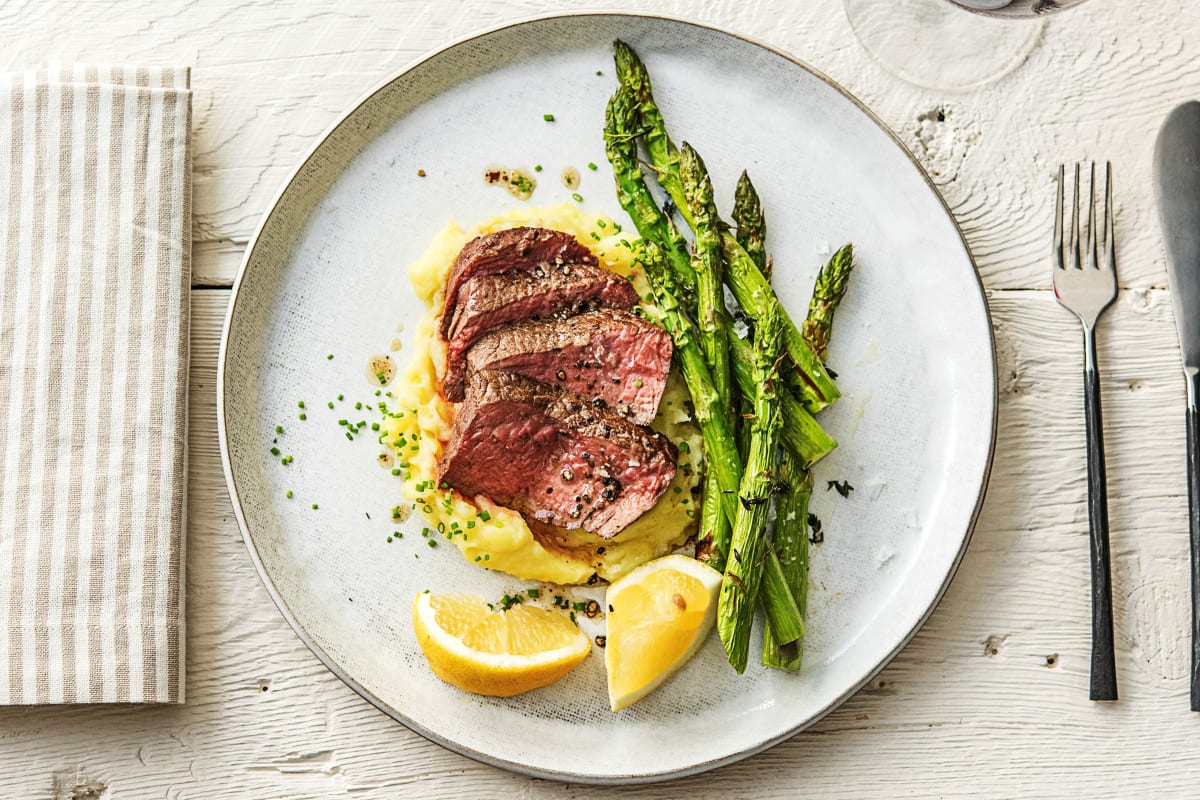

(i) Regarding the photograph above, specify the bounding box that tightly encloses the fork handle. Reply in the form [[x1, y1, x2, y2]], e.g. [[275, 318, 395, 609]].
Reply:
[[1084, 328, 1118, 701], [1186, 369, 1200, 711]]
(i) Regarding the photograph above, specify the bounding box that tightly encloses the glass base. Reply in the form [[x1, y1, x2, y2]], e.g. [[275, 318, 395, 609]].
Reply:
[[845, 0, 1046, 92]]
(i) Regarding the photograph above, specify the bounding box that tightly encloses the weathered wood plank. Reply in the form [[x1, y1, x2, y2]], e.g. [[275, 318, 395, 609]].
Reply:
[[1, 0, 1197, 796]]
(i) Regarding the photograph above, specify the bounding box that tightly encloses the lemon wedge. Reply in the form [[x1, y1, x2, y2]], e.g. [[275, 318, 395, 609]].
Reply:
[[412, 592, 591, 697], [604, 554, 722, 711]]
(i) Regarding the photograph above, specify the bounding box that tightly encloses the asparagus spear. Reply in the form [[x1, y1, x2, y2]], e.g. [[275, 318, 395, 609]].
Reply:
[[613, 40, 840, 413], [724, 176, 830, 465], [763, 465, 813, 669], [722, 234, 840, 412], [764, 243, 856, 670], [679, 142, 734, 568], [733, 169, 769, 464], [605, 90, 833, 474], [637, 241, 741, 542], [803, 244, 855, 363], [679, 143, 731, 406], [603, 87, 696, 302], [717, 301, 785, 673], [606, 87, 804, 648], [613, 41, 686, 223], [734, 170, 769, 279], [732, 170, 812, 668], [607, 91, 733, 562], [640, 242, 803, 648], [728, 336, 835, 468]]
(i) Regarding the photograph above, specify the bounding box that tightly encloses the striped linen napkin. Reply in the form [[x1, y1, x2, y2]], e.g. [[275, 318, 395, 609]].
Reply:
[[0, 64, 191, 704]]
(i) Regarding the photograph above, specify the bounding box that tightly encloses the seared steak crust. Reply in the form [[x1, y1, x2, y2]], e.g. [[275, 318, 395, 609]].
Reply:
[[441, 227, 598, 337], [438, 371, 677, 539], [465, 308, 672, 425], [441, 263, 640, 401]]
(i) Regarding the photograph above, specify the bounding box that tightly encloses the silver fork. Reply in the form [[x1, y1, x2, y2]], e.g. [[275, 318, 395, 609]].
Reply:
[[1052, 161, 1118, 701]]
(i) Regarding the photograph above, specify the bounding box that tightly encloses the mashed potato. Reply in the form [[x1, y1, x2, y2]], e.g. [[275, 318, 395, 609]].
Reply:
[[380, 204, 703, 585]]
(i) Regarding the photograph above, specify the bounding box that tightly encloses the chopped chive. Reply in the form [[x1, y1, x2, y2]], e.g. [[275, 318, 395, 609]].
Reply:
[[571, 193, 583, 203], [479, 510, 492, 522], [355, 402, 362, 410], [285, 490, 293, 499], [534, 164, 543, 172], [391, 468, 401, 476], [311, 503, 318, 510], [270, 447, 280, 456], [337, 393, 344, 401], [299, 413, 307, 420], [587, 162, 598, 171], [543, 113, 555, 122], [297, 401, 305, 409], [275, 425, 283, 434], [326, 354, 334, 360]]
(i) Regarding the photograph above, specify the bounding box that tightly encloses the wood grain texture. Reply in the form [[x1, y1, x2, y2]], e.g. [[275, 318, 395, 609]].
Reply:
[[2, 0, 1197, 796]]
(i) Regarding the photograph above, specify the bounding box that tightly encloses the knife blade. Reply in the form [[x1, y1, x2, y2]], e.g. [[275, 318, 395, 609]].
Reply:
[[1153, 100, 1200, 711]]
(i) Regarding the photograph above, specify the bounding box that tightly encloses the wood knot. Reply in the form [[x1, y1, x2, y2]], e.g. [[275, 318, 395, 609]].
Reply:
[[982, 634, 1008, 657]]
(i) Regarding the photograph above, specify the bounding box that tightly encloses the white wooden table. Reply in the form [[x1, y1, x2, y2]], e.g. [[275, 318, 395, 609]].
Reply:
[[3, 1, 1198, 796]]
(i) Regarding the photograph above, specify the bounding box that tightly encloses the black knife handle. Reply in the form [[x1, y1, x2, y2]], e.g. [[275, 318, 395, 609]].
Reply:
[[1187, 370, 1200, 711], [1084, 331, 1117, 701]]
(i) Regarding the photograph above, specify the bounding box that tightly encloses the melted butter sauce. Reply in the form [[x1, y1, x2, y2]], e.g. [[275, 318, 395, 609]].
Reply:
[[484, 165, 537, 201]]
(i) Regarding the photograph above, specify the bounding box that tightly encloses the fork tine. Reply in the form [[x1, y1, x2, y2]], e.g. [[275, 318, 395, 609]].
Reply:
[[1103, 161, 1115, 271], [1054, 164, 1065, 269], [1087, 162, 1098, 269], [1069, 163, 1081, 269]]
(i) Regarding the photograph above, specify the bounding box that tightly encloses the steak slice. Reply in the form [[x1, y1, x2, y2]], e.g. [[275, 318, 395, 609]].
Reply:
[[465, 308, 673, 425], [438, 370, 677, 539], [441, 227, 598, 337], [441, 263, 640, 401]]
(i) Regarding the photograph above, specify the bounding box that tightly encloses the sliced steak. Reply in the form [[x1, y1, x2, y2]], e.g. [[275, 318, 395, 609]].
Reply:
[[438, 370, 677, 539], [441, 263, 640, 401], [465, 308, 672, 425], [441, 227, 598, 337]]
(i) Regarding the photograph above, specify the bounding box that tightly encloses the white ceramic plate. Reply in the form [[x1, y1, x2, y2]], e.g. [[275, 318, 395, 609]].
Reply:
[[218, 12, 996, 784]]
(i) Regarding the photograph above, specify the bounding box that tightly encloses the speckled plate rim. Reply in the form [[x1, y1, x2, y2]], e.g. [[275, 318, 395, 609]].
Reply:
[[216, 10, 998, 785]]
